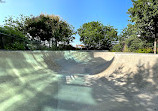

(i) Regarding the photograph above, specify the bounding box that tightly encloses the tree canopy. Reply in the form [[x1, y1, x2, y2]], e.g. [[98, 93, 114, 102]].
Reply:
[[128, 0, 158, 53], [0, 26, 29, 50], [3, 14, 76, 49], [119, 24, 138, 41], [25, 14, 75, 47], [112, 24, 153, 53], [25, 14, 52, 42], [78, 21, 118, 50]]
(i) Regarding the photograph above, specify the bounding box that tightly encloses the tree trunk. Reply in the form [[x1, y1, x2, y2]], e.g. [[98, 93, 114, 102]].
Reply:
[[154, 38, 157, 54], [48, 41, 50, 48], [55, 41, 57, 47], [0, 35, 4, 49]]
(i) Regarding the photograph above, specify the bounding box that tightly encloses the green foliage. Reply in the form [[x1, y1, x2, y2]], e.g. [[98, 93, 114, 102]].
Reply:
[[49, 44, 76, 50], [125, 36, 146, 52], [113, 26, 153, 53], [124, 43, 131, 52], [0, 26, 29, 50], [113, 36, 152, 53], [119, 24, 139, 41], [58, 44, 76, 50], [112, 39, 153, 53], [0, 26, 26, 38], [50, 45, 58, 50], [114, 22, 154, 53], [3, 14, 76, 50], [127, 0, 158, 53], [25, 14, 75, 47], [78, 21, 118, 50], [4, 15, 31, 34], [136, 48, 153, 53], [128, 0, 158, 41], [25, 14, 52, 42], [4, 42, 25, 50], [111, 42, 124, 52], [55, 20, 76, 45]]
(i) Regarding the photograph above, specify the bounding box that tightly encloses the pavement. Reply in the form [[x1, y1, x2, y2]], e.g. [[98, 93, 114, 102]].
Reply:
[[0, 51, 158, 111]]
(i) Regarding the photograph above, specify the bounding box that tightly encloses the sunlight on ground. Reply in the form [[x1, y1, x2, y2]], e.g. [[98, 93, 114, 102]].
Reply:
[[0, 51, 158, 111]]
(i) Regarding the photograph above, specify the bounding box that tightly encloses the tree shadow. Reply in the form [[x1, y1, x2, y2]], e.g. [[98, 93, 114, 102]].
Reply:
[[0, 51, 61, 111], [0, 51, 115, 111], [5, 79, 60, 111], [2, 51, 158, 111], [41, 51, 114, 76], [88, 59, 158, 111]]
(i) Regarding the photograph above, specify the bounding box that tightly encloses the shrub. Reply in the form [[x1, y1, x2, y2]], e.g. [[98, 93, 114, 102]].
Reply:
[[0, 26, 29, 50], [125, 36, 146, 52], [4, 42, 25, 50], [136, 48, 153, 53], [111, 42, 124, 52], [58, 44, 76, 50]]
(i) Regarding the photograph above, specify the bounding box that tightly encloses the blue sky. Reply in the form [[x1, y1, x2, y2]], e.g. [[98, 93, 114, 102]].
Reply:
[[0, 0, 133, 46]]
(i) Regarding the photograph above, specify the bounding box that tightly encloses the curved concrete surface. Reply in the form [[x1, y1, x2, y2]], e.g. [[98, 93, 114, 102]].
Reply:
[[0, 51, 158, 111]]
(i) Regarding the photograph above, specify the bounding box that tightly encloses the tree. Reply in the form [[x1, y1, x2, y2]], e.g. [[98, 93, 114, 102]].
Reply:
[[47, 15, 75, 47], [25, 14, 75, 48], [116, 23, 152, 52], [4, 15, 31, 34], [128, 0, 158, 54], [57, 21, 75, 46], [119, 24, 139, 41], [2, 15, 33, 50], [78, 21, 118, 50], [0, 26, 29, 50], [25, 14, 52, 44], [3, 14, 75, 49]]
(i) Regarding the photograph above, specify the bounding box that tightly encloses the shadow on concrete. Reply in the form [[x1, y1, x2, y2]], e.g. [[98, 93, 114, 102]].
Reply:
[[0, 52, 60, 111], [87, 59, 158, 111], [41, 51, 114, 76], [0, 51, 115, 111], [1, 51, 158, 111]]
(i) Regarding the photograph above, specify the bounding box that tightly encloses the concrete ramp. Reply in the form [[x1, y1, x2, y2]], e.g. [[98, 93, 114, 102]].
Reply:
[[0, 51, 158, 111]]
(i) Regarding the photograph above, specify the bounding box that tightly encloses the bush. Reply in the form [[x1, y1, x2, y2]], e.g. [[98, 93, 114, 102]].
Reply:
[[0, 26, 29, 50], [125, 36, 146, 52], [136, 48, 153, 53], [111, 43, 124, 52], [4, 42, 25, 50], [58, 44, 76, 50], [51, 45, 59, 50]]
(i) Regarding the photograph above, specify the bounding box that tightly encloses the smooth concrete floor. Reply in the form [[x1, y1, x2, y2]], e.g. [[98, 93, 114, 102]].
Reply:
[[0, 51, 158, 111]]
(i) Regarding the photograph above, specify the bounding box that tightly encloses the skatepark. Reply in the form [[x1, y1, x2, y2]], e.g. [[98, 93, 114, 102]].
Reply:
[[0, 51, 158, 111]]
